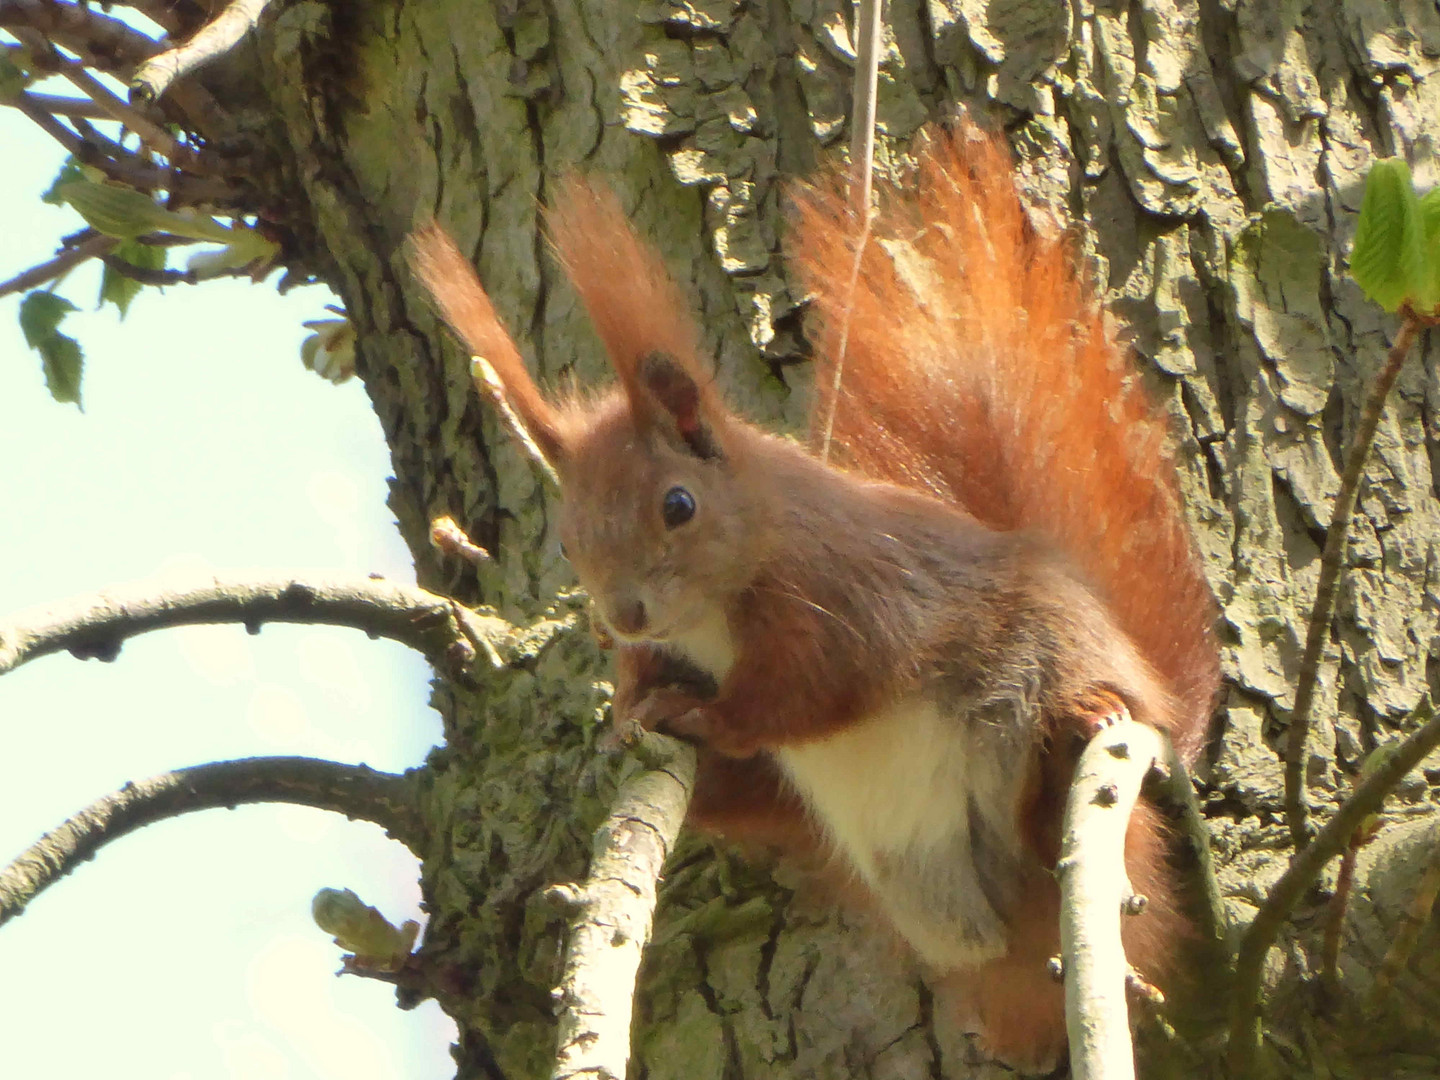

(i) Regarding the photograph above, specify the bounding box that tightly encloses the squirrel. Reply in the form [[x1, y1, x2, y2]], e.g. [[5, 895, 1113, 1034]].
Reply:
[[408, 123, 1220, 1070]]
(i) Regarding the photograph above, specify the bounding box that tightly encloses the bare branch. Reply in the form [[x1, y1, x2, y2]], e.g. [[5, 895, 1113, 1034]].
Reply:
[[98, 250, 255, 285], [1285, 313, 1426, 846], [7, 90, 236, 203], [471, 357, 561, 488], [58, 61, 194, 166], [19, 92, 111, 119], [0, 0, 160, 76], [0, 572, 516, 681], [431, 515, 493, 565], [130, 0, 273, 102], [1229, 695, 1440, 1073], [1057, 717, 1164, 1080], [0, 757, 422, 928], [548, 733, 696, 1080], [0, 232, 116, 299]]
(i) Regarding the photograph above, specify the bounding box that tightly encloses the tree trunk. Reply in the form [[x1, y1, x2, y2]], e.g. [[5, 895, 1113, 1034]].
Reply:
[[228, 0, 1440, 1075]]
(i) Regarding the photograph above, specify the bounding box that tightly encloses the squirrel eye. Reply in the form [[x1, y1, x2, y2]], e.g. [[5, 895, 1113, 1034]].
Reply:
[[661, 486, 696, 529]]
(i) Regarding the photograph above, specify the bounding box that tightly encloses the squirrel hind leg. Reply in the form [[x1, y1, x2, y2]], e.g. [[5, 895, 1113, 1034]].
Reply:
[[932, 947, 1069, 1074]]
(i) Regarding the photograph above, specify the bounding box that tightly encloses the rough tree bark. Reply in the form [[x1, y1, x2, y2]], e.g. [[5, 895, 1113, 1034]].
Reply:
[[120, 0, 1440, 1075]]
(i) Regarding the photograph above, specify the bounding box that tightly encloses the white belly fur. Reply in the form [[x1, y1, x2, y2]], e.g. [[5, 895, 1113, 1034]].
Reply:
[[776, 698, 1025, 969], [668, 613, 1025, 970]]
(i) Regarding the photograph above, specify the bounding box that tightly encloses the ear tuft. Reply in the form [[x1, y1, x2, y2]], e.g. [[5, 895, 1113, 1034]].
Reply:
[[639, 352, 724, 462]]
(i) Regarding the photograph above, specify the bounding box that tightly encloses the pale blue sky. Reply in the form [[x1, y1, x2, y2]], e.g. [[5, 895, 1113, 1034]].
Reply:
[[0, 89, 459, 1077]]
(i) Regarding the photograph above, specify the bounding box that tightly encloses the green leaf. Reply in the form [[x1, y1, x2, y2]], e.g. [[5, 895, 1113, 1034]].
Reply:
[[1417, 186, 1440, 315], [1349, 158, 1429, 313], [56, 179, 237, 243], [40, 158, 85, 206], [99, 239, 168, 318], [18, 291, 84, 408]]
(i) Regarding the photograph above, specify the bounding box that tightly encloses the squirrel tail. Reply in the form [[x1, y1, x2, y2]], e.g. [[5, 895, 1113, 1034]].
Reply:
[[789, 125, 1218, 752]]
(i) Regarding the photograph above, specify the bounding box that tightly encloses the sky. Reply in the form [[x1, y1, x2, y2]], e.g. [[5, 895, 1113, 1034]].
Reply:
[[0, 80, 460, 1079]]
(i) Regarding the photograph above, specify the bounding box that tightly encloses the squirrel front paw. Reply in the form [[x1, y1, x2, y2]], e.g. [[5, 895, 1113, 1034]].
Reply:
[[627, 688, 758, 758]]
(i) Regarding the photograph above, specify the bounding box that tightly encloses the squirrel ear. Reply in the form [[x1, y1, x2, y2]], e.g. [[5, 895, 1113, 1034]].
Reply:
[[636, 352, 724, 462]]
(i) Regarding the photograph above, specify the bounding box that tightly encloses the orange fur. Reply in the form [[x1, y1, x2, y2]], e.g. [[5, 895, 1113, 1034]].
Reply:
[[790, 127, 1219, 757]]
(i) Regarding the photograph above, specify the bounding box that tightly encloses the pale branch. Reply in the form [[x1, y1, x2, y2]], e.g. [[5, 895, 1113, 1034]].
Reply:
[[430, 515, 493, 566], [1057, 718, 1165, 1080], [0, 757, 422, 928], [130, 0, 273, 102], [471, 357, 561, 488], [1228, 695, 1440, 1074], [0, 573, 512, 680], [1285, 314, 1424, 847], [547, 732, 696, 1080], [0, 232, 116, 299], [0, 0, 160, 76]]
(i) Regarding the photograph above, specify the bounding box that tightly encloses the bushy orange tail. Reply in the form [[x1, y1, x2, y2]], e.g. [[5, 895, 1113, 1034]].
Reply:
[[789, 126, 1218, 749]]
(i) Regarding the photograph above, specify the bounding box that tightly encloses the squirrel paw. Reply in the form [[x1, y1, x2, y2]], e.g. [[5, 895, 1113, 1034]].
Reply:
[[628, 688, 758, 758], [1076, 692, 1133, 738]]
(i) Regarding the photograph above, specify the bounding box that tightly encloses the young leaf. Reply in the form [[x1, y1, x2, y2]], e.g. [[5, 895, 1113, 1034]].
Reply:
[[40, 158, 86, 206], [1350, 158, 1428, 313], [1417, 187, 1440, 315], [99, 239, 168, 318], [56, 179, 236, 243], [18, 291, 85, 409]]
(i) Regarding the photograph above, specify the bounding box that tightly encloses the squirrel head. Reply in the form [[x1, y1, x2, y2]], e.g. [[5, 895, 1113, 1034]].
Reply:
[[409, 182, 773, 646]]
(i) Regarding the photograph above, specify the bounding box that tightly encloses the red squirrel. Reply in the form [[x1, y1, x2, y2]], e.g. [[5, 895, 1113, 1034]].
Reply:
[[409, 125, 1220, 1070]]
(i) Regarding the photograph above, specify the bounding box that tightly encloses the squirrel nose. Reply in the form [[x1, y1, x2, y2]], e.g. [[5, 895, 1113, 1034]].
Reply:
[[607, 598, 648, 637]]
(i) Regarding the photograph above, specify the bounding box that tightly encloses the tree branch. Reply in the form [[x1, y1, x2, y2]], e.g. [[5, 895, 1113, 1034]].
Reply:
[[98, 250, 255, 285], [8, 90, 236, 203], [0, 573, 514, 680], [0, 0, 160, 76], [1057, 718, 1165, 1080], [1285, 314, 1424, 847], [0, 757, 423, 928], [1229, 695, 1440, 1073], [547, 732, 696, 1080], [0, 232, 116, 299], [130, 0, 273, 102]]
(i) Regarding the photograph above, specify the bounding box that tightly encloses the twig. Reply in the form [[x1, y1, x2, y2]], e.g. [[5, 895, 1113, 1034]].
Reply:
[[1285, 313, 1424, 847], [1057, 717, 1165, 1080], [430, 515, 493, 565], [130, 0, 273, 102], [0, 0, 160, 76], [8, 90, 234, 202], [18, 92, 111, 119], [816, 0, 882, 462], [0, 572, 513, 681], [1320, 840, 1359, 999], [547, 732, 696, 1080], [471, 357, 561, 488], [1157, 737, 1227, 950], [58, 61, 196, 167], [1228, 695, 1440, 1074], [0, 757, 422, 928], [98, 251, 256, 285], [0, 233, 116, 299]]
